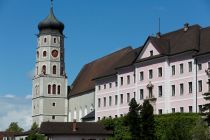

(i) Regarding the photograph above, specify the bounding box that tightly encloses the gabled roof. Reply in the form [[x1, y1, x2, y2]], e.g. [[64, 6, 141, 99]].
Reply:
[[40, 122, 112, 135], [69, 47, 133, 97], [82, 110, 95, 121]]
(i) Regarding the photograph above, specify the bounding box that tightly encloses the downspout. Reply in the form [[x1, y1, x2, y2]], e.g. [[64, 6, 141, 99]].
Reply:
[[195, 58, 198, 113]]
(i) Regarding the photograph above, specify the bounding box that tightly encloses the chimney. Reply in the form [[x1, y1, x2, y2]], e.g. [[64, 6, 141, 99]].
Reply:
[[156, 32, 161, 38], [72, 119, 77, 131], [184, 23, 189, 32]]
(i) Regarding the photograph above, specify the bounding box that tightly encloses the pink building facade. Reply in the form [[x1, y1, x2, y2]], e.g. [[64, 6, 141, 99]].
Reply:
[[95, 24, 210, 120]]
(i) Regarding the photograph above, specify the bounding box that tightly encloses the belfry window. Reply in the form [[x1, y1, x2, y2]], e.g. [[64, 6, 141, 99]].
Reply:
[[48, 85, 51, 94], [53, 65, 56, 74], [37, 51, 39, 58], [42, 65, 46, 74], [54, 38, 56, 43], [44, 37, 47, 43], [57, 85, 60, 94], [43, 51, 47, 57], [52, 84, 56, 94]]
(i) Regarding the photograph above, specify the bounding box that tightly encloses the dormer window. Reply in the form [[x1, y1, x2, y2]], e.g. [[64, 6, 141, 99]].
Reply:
[[150, 50, 153, 56]]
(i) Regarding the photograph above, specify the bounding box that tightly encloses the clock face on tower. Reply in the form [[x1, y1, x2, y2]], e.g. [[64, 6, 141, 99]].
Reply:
[[51, 50, 58, 58]]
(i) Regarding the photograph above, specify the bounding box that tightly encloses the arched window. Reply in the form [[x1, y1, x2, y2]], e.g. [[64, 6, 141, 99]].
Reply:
[[43, 51, 47, 57], [57, 85, 60, 94], [48, 85, 51, 94], [42, 65, 46, 74], [37, 51, 39, 58], [53, 65, 56, 74], [52, 84, 56, 94]]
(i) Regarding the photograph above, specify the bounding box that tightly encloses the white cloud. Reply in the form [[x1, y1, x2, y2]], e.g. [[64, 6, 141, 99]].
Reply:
[[25, 94, 32, 99], [0, 97, 32, 131], [4, 94, 15, 98]]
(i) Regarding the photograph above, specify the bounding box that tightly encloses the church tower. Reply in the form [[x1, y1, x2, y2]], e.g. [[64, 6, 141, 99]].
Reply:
[[32, 1, 68, 125]]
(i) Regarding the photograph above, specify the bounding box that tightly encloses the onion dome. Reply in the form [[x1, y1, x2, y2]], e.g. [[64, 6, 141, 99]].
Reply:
[[38, 7, 64, 35]]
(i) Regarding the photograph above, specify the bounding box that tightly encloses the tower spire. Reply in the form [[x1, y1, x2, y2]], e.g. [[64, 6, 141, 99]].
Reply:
[[51, 0, 53, 8]]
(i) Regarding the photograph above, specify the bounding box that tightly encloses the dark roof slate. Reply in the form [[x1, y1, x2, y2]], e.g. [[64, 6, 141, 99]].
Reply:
[[82, 110, 95, 121], [40, 122, 112, 135]]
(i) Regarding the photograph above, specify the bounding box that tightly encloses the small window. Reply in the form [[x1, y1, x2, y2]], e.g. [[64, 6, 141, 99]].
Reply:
[[189, 82, 192, 93], [199, 105, 202, 113], [158, 109, 162, 114], [54, 38, 56, 43], [48, 85, 51, 94], [115, 95, 118, 105], [188, 62, 192, 72], [198, 80, 202, 92], [140, 89, 144, 100], [180, 63, 183, 74], [98, 85, 101, 90], [52, 115, 55, 120], [172, 85, 175, 96], [104, 84, 106, 89], [149, 70, 153, 79], [127, 75, 130, 84], [158, 67, 162, 77], [140, 71, 144, 81], [208, 62, 210, 69], [120, 94, 123, 104], [115, 115, 118, 118], [52, 84, 56, 94], [172, 65, 175, 75], [37, 51, 39, 58], [115, 81, 118, 87], [98, 117, 100, 121], [180, 83, 184, 95], [180, 107, 184, 113], [189, 106, 193, 113], [198, 64, 202, 70], [53, 65, 56, 74], [150, 50, 153, 56], [127, 93, 130, 103], [158, 86, 162, 97], [52, 103, 56, 106], [43, 51, 47, 57], [172, 108, 175, 113], [57, 85, 60, 94], [98, 98, 101, 108]]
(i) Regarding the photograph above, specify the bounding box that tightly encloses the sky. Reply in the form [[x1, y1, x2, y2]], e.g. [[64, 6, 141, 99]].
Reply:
[[0, 0, 210, 131]]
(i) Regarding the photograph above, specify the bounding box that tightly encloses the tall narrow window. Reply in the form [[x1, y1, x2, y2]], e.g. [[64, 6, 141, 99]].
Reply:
[[44, 37, 47, 43], [188, 62, 192, 72], [127, 93, 130, 103], [37, 51, 39, 58], [172, 108, 175, 113], [208, 62, 210, 69], [52, 84, 56, 94], [172, 85, 175, 96], [120, 94, 123, 104], [189, 82, 192, 93], [150, 50, 153, 56], [158, 86, 162, 97], [180, 107, 184, 113], [115, 95, 118, 105], [120, 77, 123, 86], [172, 65, 175, 75], [127, 75, 130, 84], [180, 83, 184, 95], [43, 51, 47, 57], [109, 96, 112, 106], [140, 89, 144, 100], [53, 65, 56, 74], [198, 80, 202, 92], [149, 69, 153, 79], [189, 106, 193, 112], [54, 38, 56, 43], [98, 98, 101, 108], [42, 65, 46, 74], [158, 67, 162, 77], [104, 97, 106, 107], [149, 88, 153, 98], [48, 85, 51, 94], [140, 71, 144, 81], [109, 83, 112, 88], [198, 64, 202, 70], [57, 85, 60, 94], [180, 63, 183, 74]]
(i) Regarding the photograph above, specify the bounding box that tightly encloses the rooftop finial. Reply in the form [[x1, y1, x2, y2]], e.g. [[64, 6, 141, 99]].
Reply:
[[50, 0, 53, 8]]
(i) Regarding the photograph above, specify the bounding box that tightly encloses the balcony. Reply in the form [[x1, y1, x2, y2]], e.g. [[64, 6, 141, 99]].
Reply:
[[145, 95, 157, 102]]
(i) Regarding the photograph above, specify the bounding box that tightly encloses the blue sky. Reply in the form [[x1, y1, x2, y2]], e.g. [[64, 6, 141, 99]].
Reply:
[[0, 0, 210, 130]]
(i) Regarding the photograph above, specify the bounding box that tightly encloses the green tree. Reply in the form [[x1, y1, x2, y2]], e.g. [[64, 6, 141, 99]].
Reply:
[[202, 91, 210, 125], [26, 122, 45, 140], [6, 122, 24, 132], [140, 100, 155, 140], [127, 98, 141, 140]]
